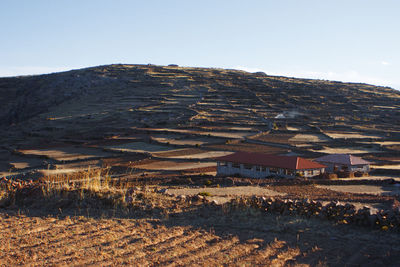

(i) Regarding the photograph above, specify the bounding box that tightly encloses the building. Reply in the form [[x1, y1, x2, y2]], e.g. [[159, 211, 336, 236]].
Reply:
[[314, 154, 371, 173], [216, 152, 326, 178]]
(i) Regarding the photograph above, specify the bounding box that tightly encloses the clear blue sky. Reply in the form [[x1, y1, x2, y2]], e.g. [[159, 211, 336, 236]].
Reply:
[[1, 0, 399, 89]]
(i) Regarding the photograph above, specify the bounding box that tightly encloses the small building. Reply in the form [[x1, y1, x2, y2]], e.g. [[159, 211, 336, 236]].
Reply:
[[314, 154, 371, 173], [216, 152, 326, 178]]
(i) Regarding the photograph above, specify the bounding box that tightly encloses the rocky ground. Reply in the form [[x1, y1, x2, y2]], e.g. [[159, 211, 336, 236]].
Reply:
[[1, 178, 400, 266]]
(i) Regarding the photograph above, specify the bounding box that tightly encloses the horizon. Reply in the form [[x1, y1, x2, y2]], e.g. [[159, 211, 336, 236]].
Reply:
[[1, 1, 399, 90], [0, 63, 397, 90]]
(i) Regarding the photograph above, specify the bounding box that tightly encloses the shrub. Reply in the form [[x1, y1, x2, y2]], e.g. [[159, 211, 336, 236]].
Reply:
[[204, 180, 212, 186], [354, 171, 364, 177], [198, 191, 212, 197]]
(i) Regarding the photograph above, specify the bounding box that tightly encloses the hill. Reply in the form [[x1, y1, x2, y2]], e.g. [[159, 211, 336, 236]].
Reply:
[[1, 64, 400, 266], [0, 64, 400, 177], [1, 64, 399, 165], [1, 64, 399, 127]]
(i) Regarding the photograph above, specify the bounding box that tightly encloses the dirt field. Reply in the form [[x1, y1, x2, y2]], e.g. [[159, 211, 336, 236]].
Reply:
[[8, 156, 44, 170], [1, 204, 400, 266], [165, 151, 233, 159], [151, 135, 222, 146], [152, 148, 205, 158], [134, 160, 216, 171], [372, 164, 400, 170], [105, 142, 180, 154], [311, 146, 381, 154], [324, 132, 383, 139], [207, 143, 288, 154], [288, 134, 330, 143], [18, 147, 114, 161], [316, 184, 400, 196]]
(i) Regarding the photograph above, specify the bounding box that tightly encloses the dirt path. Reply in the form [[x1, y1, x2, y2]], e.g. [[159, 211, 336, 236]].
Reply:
[[316, 184, 400, 196], [166, 186, 286, 204], [166, 186, 285, 197]]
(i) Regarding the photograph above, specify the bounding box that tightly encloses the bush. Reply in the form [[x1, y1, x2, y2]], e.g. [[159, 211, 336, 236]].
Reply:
[[198, 191, 212, 197], [354, 171, 361, 177], [204, 180, 212, 186]]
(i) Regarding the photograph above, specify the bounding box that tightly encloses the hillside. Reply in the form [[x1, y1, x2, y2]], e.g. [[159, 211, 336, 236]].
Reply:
[[1, 64, 400, 177], [1, 64, 399, 129], [2, 64, 400, 266]]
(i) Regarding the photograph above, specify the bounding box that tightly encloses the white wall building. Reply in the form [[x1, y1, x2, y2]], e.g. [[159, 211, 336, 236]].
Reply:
[[216, 152, 326, 178]]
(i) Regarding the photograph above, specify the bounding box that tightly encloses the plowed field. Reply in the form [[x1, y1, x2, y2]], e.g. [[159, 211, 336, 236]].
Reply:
[[1, 207, 400, 266]]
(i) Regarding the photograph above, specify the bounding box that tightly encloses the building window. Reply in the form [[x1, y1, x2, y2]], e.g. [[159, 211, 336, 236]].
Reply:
[[219, 161, 227, 166], [244, 164, 253, 170], [232, 163, 240, 169]]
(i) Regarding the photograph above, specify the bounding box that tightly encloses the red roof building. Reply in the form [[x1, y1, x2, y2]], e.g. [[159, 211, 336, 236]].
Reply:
[[216, 152, 326, 178]]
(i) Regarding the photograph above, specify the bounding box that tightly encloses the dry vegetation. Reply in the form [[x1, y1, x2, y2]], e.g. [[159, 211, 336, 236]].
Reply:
[[1, 64, 400, 265], [1, 171, 400, 266]]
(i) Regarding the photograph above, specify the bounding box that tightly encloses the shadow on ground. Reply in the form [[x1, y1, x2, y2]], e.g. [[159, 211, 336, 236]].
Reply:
[[2, 189, 400, 266]]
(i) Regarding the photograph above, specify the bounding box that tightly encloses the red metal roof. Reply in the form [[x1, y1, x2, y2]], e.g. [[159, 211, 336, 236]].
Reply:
[[216, 152, 326, 170]]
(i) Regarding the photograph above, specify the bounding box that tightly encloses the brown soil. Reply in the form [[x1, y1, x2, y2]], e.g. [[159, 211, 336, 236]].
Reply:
[[250, 133, 295, 144], [1, 198, 400, 266], [152, 148, 205, 157], [2, 64, 400, 266], [183, 166, 217, 173], [134, 160, 215, 171], [207, 142, 288, 154]]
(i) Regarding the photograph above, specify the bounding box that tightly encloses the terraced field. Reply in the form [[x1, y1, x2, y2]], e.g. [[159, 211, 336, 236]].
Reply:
[[1, 64, 400, 265], [1, 64, 400, 179]]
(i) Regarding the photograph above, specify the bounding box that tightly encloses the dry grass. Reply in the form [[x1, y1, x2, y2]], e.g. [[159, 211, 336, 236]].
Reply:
[[1, 171, 400, 265]]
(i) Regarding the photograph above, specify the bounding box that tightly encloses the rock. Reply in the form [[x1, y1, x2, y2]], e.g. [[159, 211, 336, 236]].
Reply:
[[177, 195, 186, 201], [211, 200, 219, 205], [158, 188, 167, 193], [191, 195, 204, 202]]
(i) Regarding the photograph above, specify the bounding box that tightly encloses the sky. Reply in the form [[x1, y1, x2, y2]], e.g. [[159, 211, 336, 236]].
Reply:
[[0, 0, 399, 89]]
